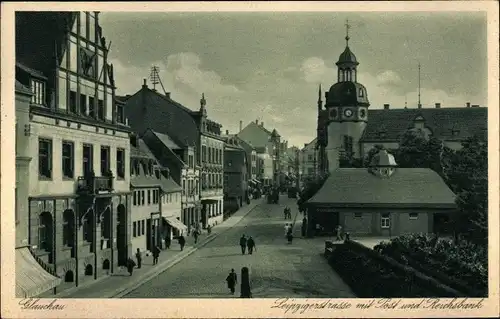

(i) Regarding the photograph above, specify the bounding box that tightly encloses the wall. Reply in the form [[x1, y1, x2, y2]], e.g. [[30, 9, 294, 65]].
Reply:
[[258, 152, 273, 182], [130, 187, 159, 252], [326, 121, 367, 172], [29, 114, 130, 197]]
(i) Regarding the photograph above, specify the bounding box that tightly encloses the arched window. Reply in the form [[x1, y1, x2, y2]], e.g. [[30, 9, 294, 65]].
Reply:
[[359, 88, 364, 97], [38, 212, 53, 251], [62, 210, 74, 247]]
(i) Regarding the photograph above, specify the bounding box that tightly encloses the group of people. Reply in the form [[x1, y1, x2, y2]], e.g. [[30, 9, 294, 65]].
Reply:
[[239, 235, 256, 255]]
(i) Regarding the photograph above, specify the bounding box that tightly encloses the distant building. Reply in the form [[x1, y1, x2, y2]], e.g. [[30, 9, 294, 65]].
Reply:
[[307, 149, 456, 236], [234, 136, 261, 190], [300, 138, 318, 182], [15, 11, 132, 297], [255, 146, 274, 186], [222, 132, 248, 212]]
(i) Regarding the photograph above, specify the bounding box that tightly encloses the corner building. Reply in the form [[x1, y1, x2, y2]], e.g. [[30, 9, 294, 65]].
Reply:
[[15, 12, 132, 296]]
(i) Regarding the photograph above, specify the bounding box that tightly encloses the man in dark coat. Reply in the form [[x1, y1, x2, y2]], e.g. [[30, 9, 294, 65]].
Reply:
[[301, 217, 307, 237], [126, 258, 136, 276], [178, 235, 186, 251], [135, 248, 142, 269], [246, 236, 256, 254], [239, 235, 247, 255], [152, 245, 160, 265], [226, 269, 238, 294]]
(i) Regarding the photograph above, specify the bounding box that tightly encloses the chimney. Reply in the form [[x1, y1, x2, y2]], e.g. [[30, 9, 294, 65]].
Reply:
[[239, 120, 242, 132], [383, 104, 390, 110], [466, 102, 471, 108], [142, 79, 147, 88], [435, 103, 441, 108], [255, 119, 258, 124], [260, 121, 264, 127], [226, 130, 229, 135], [130, 133, 139, 147], [165, 92, 171, 99], [472, 104, 479, 108]]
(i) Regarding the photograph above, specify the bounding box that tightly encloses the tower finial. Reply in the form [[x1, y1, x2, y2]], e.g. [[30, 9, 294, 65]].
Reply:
[[345, 19, 351, 46], [200, 93, 206, 108]]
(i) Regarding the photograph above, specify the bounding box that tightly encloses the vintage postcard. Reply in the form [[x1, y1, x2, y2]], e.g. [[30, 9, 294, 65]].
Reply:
[[1, 1, 499, 318]]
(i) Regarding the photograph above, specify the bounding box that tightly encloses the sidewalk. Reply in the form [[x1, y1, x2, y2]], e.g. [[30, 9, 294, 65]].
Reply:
[[55, 199, 263, 298]]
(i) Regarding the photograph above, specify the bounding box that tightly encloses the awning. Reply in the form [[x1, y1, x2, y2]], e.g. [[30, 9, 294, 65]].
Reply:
[[163, 216, 188, 231], [16, 247, 62, 298]]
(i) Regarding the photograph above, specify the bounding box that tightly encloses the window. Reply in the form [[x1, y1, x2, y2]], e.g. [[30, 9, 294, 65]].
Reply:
[[133, 191, 137, 206], [308, 154, 313, 161], [69, 91, 77, 113], [141, 190, 145, 205], [116, 148, 125, 178], [97, 99, 105, 120], [38, 212, 52, 251], [100, 147, 110, 176], [117, 103, 125, 124], [182, 180, 186, 195], [359, 88, 364, 97], [189, 155, 194, 168], [202, 146, 207, 162], [38, 139, 52, 178], [148, 190, 151, 205], [343, 135, 353, 156], [354, 212, 363, 218], [409, 213, 419, 220], [30, 79, 45, 105], [62, 141, 74, 178], [80, 94, 87, 115], [381, 214, 390, 229], [133, 222, 137, 237], [228, 160, 232, 167], [83, 144, 93, 176], [208, 148, 212, 163], [89, 96, 95, 118], [141, 220, 145, 235], [148, 161, 154, 175], [62, 210, 74, 247]]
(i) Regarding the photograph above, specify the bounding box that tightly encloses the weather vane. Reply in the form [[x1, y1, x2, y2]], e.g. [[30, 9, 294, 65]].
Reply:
[[345, 19, 351, 45]]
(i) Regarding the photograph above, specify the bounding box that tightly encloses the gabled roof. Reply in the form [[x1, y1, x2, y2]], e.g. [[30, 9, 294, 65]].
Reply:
[[361, 107, 487, 142], [308, 168, 456, 208], [302, 137, 318, 151], [142, 129, 186, 167]]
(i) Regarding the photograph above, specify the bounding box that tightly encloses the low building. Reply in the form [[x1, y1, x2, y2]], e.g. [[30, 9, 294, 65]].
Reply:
[[222, 134, 248, 214], [141, 129, 199, 233], [306, 149, 456, 237]]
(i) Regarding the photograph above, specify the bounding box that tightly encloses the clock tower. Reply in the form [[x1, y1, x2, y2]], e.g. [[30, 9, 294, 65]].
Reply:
[[324, 20, 370, 172]]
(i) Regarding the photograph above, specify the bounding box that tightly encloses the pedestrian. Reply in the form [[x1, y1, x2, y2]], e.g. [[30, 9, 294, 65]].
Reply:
[[126, 258, 136, 276], [287, 207, 292, 219], [301, 217, 307, 237], [135, 248, 142, 269], [239, 235, 247, 255], [283, 207, 288, 219], [152, 245, 160, 265], [178, 235, 186, 251], [165, 235, 171, 250], [287, 227, 293, 244], [193, 229, 199, 244], [284, 223, 290, 237], [207, 224, 212, 234], [247, 236, 256, 254], [336, 225, 343, 241], [226, 269, 238, 294]]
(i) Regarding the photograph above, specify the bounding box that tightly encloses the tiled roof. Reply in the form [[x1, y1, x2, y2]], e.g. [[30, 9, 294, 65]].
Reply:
[[130, 139, 156, 160], [308, 168, 456, 208], [151, 130, 182, 150], [360, 107, 487, 142]]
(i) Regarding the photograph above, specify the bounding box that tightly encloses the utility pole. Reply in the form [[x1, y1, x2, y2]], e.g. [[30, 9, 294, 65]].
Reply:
[[418, 62, 422, 109]]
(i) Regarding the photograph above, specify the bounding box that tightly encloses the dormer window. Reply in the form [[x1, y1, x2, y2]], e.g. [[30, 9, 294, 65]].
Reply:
[[31, 79, 45, 105], [148, 161, 154, 175], [116, 103, 125, 124], [358, 88, 364, 97]]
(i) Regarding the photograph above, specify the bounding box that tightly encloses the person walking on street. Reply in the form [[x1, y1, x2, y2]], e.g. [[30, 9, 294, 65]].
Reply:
[[283, 207, 288, 220], [193, 229, 199, 244], [301, 217, 307, 237], [287, 227, 293, 244], [178, 235, 186, 251], [247, 236, 256, 254], [135, 248, 142, 269], [207, 224, 212, 234], [239, 235, 247, 255], [287, 207, 292, 219], [284, 223, 290, 237], [152, 245, 160, 265], [226, 269, 238, 294], [126, 258, 136, 276], [336, 225, 343, 241], [164, 235, 171, 250]]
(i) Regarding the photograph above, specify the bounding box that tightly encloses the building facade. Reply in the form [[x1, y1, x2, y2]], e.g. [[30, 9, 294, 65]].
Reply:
[[222, 134, 248, 211], [300, 138, 318, 183], [141, 129, 197, 233], [255, 146, 274, 186], [15, 11, 132, 296], [194, 95, 225, 227]]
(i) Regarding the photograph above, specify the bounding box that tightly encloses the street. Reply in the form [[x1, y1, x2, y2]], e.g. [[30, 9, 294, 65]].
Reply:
[[123, 196, 355, 298]]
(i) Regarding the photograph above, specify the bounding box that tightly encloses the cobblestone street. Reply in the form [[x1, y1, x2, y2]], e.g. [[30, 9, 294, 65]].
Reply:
[[123, 196, 355, 298]]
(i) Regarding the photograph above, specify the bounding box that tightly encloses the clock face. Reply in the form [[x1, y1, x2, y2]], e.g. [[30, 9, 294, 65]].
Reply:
[[344, 109, 353, 117]]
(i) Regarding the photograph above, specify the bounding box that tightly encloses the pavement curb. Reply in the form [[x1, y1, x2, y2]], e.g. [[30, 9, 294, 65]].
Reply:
[[111, 201, 263, 298]]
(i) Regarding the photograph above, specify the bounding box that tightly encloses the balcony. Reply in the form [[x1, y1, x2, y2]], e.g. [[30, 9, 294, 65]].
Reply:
[[77, 175, 114, 195]]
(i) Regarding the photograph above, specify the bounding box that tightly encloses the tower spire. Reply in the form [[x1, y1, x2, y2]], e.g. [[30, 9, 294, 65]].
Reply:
[[418, 62, 422, 108], [345, 19, 351, 47], [200, 93, 206, 109]]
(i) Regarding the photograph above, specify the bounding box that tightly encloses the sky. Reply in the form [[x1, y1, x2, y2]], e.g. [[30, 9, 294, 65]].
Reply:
[[99, 11, 487, 148]]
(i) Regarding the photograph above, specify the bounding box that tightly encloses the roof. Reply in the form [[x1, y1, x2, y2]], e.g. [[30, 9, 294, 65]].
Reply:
[[16, 12, 76, 77], [151, 130, 182, 150], [336, 46, 359, 65], [308, 168, 456, 208], [326, 81, 370, 107], [360, 107, 487, 142], [130, 139, 156, 160], [302, 137, 317, 151]]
